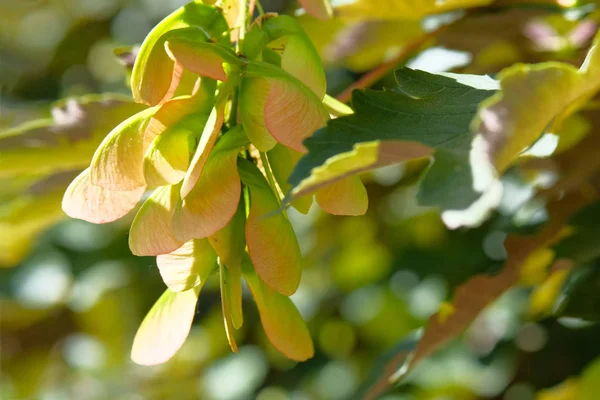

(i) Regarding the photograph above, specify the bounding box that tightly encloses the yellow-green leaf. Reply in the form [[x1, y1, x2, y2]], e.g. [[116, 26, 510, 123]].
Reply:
[[131, 1, 229, 105], [131, 287, 199, 365], [0, 95, 146, 179], [220, 263, 240, 352], [238, 159, 302, 296], [173, 127, 248, 242], [156, 239, 217, 292], [336, 0, 493, 20], [315, 175, 368, 216], [243, 15, 326, 98], [243, 259, 314, 361], [62, 168, 145, 224], [240, 62, 329, 152], [129, 185, 183, 256], [267, 145, 313, 214], [89, 107, 157, 191]]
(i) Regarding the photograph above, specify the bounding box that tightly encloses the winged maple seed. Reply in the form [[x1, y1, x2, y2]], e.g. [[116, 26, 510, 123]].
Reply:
[[60, 2, 364, 365]]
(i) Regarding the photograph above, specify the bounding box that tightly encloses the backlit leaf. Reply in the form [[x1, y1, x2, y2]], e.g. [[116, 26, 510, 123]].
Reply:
[[0, 95, 146, 178], [89, 107, 157, 191], [238, 158, 302, 296], [129, 185, 183, 257], [243, 259, 314, 361], [240, 61, 329, 152], [131, 287, 199, 365], [173, 127, 248, 241], [156, 239, 217, 292], [62, 168, 145, 224], [298, 0, 333, 21], [336, 0, 493, 20], [131, 1, 229, 105], [288, 68, 498, 222]]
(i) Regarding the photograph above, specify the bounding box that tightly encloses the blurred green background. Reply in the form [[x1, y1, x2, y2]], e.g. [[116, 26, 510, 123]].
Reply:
[[2, 1, 600, 399]]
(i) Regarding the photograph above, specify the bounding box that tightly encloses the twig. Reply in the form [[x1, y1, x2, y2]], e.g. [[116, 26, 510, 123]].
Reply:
[[336, 27, 447, 103]]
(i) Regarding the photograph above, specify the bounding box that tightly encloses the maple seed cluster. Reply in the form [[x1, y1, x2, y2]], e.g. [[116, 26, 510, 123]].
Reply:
[[61, 1, 367, 365]]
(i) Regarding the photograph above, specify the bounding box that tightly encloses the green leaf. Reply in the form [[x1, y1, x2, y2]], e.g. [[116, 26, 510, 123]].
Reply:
[[0, 94, 146, 179], [131, 287, 200, 365], [554, 201, 600, 264], [553, 263, 600, 320], [288, 68, 498, 219], [131, 1, 229, 105]]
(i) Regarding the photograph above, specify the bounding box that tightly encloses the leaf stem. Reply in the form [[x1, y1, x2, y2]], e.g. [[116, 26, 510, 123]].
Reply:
[[237, 0, 249, 51], [259, 151, 282, 205]]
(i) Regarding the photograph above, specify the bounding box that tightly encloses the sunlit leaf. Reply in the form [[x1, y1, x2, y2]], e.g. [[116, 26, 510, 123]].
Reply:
[[288, 68, 498, 226], [164, 30, 241, 82], [336, 0, 493, 20], [129, 185, 183, 256], [244, 15, 326, 98], [131, 1, 229, 105], [143, 81, 216, 186], [0, 95, 146, 178], [173, 127, 248, 241], [473, 31, 600, 185], [0, 171, 77, 267], [89, 107, 157, 191], [156, 239, 217, 292], [298, 0, 333, 21], [267, 145, 313, 214], [180, 72, 241, 197], [240, 61, 329, 152], [62, 168, 145, 224], [131, 287, 199, 365], [407, 193, 591, 373], [243, 258, 314, 361], [315, 175, 368, 216], [238, 158, 302, 296], [220, 264, 240, 352]]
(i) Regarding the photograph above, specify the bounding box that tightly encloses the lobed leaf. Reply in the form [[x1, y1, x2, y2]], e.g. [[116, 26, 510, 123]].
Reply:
[[473, 31, 600, 186], [288, 68, 498, 223], [131, 287, 199, 365]]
